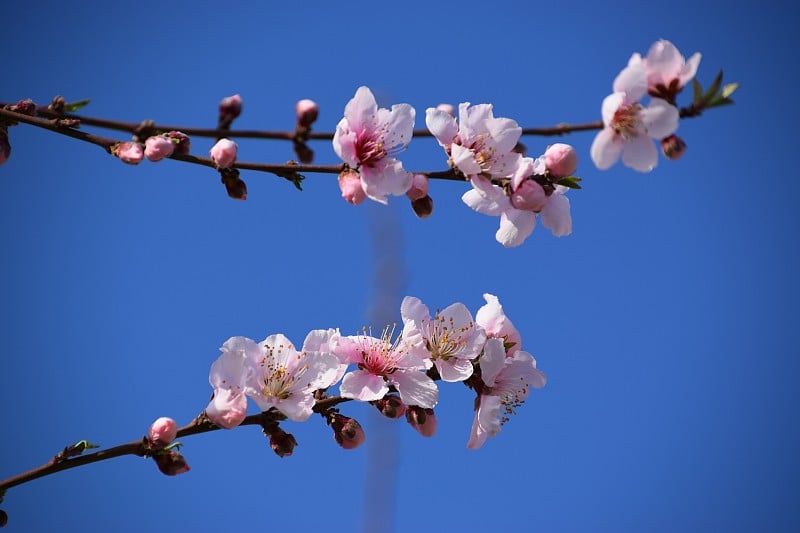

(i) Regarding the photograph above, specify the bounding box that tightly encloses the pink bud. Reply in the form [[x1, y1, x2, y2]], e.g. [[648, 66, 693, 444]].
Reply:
[[332, 414, 366, 450], [544, 143, 578, 178], [9, 98, 36, 116], [148, 417, 178, 446], [436, 103, 455, 116], [218, 94, 243, 126], [510, 179, 548, 212], [295, 99, 319, 128], [113, 141, 144, 165], [153, 450, 191, 476], [661, 134, 687, 160], [205, 389, 248, 428], [406, 174, 429, 201], [0, 128, 10, 166], [374, 394, 406, 419], [210, 138, 237, 169], [405, 406, 437, 437], [338, 169, 366, 205], [165, 131, 191, 155], [144, 135, 175, 162]]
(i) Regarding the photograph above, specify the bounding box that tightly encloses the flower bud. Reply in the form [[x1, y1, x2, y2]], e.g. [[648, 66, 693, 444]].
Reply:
[[411, 195, 434, 218], [338, 169, 366, 205], [144, 135, 175, 162], [0, 128, 10, 166], [210, 138, 238, 169], [374, 394, 406, 419], [148, 417, 178, 446], [295, 99, 319, 129], [9, 98, 36, 116], [405, 406, 437, 437], [153, 450, 191, 476], [268, 428, 298, 458], [218, 94, 243, 127], [545, 143, 578, 178], [165, 131, 191, 155], [661, 134, 687, 160], [0, 509, 7, 527], [220, 168, 247, 200], [113, 141, 144, 165], [436, 103, 455, 116], [331, 414, 366, 450], [510, 179, 547, 212], [406, 174, 429, 201], [294, 142, 314, 164]]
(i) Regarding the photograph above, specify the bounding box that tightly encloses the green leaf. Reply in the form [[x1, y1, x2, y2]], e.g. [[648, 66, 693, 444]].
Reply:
[[692, 79, 703, 104], [721, 82, 739, 99], [291, 174, 305, 191], [556, 176, 582, 190], [63, 99, 91, 112], [703, 70, 724, 103], [70, 440, 100, 455]]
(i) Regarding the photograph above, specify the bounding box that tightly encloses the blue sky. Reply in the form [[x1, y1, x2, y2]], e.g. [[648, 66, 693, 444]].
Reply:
[[1, 1, 798, 531]]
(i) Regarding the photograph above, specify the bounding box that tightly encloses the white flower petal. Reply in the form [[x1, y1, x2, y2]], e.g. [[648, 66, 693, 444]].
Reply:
[[340, 370, 388, 402], [640, 98, 679, 139], [479, 338, 507, 387], [205, 389, 248, 429], [621, 135, 659, 172], [590, 128, 622, 170], [436, 357, 474, 382], [541, 193, 572, 237], [425, 107, 459, 147], [496, 208, 536, 247], [612, 62, 647, 101], [451, 143, 483, 176], [391, 370, 439, 408]]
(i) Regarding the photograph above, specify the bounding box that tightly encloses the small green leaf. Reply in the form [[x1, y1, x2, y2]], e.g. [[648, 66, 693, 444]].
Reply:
[[692, 79, 703, 104], [703, 70, 724, 103], [556, 176, 582, 190], [721, 82, 739, 99], [291, 174, 305, 191], [63, 99, 91, 112], [70, 440, 100, 455]]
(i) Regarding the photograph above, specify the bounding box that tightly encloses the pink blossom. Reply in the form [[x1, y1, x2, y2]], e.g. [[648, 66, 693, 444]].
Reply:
[[209, 138, 238, 169], [401, 296, 486, 382], [544, 143, 578, 178], [426, 102, 521, 180], [332, 86, 415, 204], [205, 336, 254, 429], [338, 169, 367, 205], [113, 141, 144, 165], [148, 417, 178, 446], [333, 326, 437, 408], [631, 40, 701, 94], [467, 338, 546, 449], [590, 62, 680, 172], [144, 135, 175, 162], [475, 293, 522, 357], [405, 174, 429, 201], [462, 157, 572, 247], [218, 94, 243, 126], [331, 414, 366, 450], [295, 99, 319, 128]]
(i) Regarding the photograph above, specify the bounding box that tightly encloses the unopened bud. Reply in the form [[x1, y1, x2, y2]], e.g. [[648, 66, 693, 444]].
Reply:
[[339, 169, 366, 205], [374, 394, 406, 419], [220, 168, 247, 200], [513, 142, 528, 157], [269, 428, 298, 458], [9, 98, 36, 116], [332, 414, 366, 450], [0, 509, 7, 527], [148, 417, 178, 447], [406, 406, 437, 437], [661, 134, 687, 160], [165, 131, 191, 155], [411, 195, 434, 218], [153, 450, 190, 476], [294, 142, 314, 164], [510, 179, 547, 212], [210, 138, 238, 169], [545, 143, 578, 178], [113, 141, 144, 165], [144, 135, 175, 162], [218, 94, 243, 127], [436, 103, 455, 116], [295, 99, 319, 129], [406, 174, 429, 201], [0, 128, 10, 166]]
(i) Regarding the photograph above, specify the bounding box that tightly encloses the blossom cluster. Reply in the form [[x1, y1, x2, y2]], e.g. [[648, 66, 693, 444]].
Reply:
[[591, 39, 700, 172], [333, 86, 578, 247], [204, 294, 546, 450]]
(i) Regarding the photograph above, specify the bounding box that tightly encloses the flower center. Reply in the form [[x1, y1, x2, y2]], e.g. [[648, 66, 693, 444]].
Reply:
[[424, 314, 472, 361], [611, 103, 643, 140], [357, 325, 406, 376]]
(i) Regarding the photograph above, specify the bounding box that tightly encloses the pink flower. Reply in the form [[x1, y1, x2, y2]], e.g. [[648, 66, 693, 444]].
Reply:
[[205, 336, 254, 429], [401, 296, 486, 382], [148, 417, 178, 446], [631, 40, 701, 95], [333, 326, 438, 408], [209, 138, 238, 169], [426, 102, 521, 180], [475, 293, 522, 357], [463, 157, 572, 247], [332, 86, 415, 204], [467, 338, 546, 449], [113, 141, 144, 165], [338, 169, 367, 205], [144, 135, 175, 162], [591, 62, 680, 172]]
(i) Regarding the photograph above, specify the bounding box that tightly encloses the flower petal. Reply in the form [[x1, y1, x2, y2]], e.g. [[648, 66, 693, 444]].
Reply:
[[541, 193, 572, 237], [496, 208, 536, 247], [590, 128, 622, 170], [436, 357, 474, 382], [640, 98, 679, 139], [425, 107, 458, 147], [340, 369, 388, 402], [451, 143, 483, 176], [621, 134, 659, 172], [391, 370, 439, 408], [479, 338, 507, 387], [613, 62, 647, 102]]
